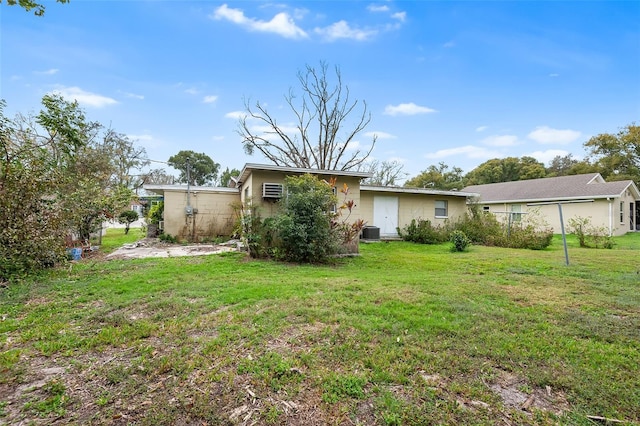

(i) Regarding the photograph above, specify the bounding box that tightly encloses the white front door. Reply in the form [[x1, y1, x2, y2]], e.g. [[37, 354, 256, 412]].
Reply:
[[374, 196, 399, 237]]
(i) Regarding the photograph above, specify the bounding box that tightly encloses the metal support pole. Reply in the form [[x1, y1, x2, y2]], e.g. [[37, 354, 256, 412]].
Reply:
[[558, 203, 569, 266]]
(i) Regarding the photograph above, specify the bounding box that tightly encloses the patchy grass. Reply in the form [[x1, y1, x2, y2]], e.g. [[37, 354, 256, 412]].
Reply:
[[98, 227, 145, 254], [0, 233, 639, 425]]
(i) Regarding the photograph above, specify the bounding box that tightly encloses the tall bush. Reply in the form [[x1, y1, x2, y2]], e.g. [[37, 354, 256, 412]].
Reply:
[[567, 216, 614, 249], [272, 174, 338, 263]]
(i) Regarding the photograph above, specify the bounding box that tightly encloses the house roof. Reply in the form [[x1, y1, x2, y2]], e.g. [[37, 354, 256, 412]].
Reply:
[[462, 173, 640, 203], [143, 184, 239, 196], [237, 163, 372, 184], [361, 185, 477, 198]]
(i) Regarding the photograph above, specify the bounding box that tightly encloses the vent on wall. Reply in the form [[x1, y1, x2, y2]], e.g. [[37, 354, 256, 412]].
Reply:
[[262, 183, 283, 199], [158, 220, 164, 230]]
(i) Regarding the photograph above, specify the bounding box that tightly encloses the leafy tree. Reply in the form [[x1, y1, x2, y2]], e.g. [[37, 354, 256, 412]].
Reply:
[[2, 0, 68, 16], [405, 162, 465, 190], [546, 154, 599, 177], [584, 123, 640, 185], [0, 95, 139, 280], [546, 154, 580, 176], [167, 150, 220, 186], [118, 210, 139, 235], [360, 160, 407, 186], [238, 62, 375, 171], [464, 156, 546, 185], [219, 167, 240, 187]]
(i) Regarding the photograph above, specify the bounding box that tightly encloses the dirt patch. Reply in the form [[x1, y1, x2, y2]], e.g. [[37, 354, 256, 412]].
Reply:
[[489, 368, 570, 416], [106, 238, 240, 260]]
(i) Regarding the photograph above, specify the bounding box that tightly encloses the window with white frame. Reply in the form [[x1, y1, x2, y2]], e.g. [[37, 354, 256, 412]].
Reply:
[[435, 200, 448, 217], [620, 201, 624, 223], [510, 204, 522, 222]]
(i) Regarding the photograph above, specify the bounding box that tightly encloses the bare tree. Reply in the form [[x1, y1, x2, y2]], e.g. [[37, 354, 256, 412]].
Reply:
[[238, 62, 376, 171], [360, 160, 408, 186]]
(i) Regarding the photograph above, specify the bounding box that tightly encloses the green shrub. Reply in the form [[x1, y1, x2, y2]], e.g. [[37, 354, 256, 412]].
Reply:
[[147, 201, 164, 224], [397, 219, 448, 244], [272, 174, 337, 263], [567, 216, 614, 249], [450, 230, 470, 252], [445, 203, 503, 245], [159, 233, 177, 243]]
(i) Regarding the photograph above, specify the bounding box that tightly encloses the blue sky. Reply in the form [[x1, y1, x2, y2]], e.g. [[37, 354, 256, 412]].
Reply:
[[2, 1, 639, 181]]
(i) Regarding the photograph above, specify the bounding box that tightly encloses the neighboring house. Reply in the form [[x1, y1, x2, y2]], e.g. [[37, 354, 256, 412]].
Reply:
[[463, 173, 640, 236], [144, 163, 476, 240]]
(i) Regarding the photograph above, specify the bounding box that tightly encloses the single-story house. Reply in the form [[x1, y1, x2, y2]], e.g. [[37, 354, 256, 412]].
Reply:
[[462, 173, 640, 236], [144, 163, 477, 241]]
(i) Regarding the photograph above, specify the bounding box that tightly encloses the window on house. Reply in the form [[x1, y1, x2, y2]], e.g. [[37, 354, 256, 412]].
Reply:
[[510, 204, 522, 222], [331, 186, 337, 213], [620, 201, 624, 223], [435, 200, 448, 217], [483, 206, 490, 212]]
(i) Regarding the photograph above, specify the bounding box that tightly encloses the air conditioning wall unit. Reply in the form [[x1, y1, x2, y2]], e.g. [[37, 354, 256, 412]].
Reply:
[[262, 183, 283, 199]]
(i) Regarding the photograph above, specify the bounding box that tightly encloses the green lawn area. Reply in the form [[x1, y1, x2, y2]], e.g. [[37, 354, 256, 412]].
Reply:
[[1, 232, 639, 425]]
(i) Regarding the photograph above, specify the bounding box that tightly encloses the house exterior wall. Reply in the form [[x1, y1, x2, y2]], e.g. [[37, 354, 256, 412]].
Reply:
[[480, 196, 633, 236], [240, 170, 364, 221], [162, 189, 238, 240], [360, 191, 469, 236]]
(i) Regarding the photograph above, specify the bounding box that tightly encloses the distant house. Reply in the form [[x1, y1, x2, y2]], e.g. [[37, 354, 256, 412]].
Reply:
[[144, 163, 477, 241], [462, 173, 640, 236]]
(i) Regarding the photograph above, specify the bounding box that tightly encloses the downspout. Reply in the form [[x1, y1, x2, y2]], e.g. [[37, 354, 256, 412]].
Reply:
[[607, 198, 613, 237]]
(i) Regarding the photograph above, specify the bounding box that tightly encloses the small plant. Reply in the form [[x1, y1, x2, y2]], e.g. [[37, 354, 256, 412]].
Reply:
[[450, 230, 470, 252], [322, 373, 367, 403], [23, 379, 68, 417], [159, 233, 178, 243]]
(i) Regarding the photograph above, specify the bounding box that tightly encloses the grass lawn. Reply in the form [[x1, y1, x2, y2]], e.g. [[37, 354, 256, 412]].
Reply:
[[0, 231, 639, 425]]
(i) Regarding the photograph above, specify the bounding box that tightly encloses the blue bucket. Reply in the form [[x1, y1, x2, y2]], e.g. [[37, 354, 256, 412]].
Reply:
[[68, 248, 82, 260]]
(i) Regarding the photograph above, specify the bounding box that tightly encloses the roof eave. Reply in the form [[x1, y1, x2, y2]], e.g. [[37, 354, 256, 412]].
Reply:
[[361, 185, 477, 198], [237, 163, 372, 184]]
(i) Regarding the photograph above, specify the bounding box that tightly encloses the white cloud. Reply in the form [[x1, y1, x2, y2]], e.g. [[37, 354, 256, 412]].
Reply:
[[527, 126, 581, 145], [391, 12, 406, 22], [344, 140, 361, 151], [51, 86, 117, 108], [367, 5, 390, 13], [425, 145, 504, 160], [203, 95, 218, 104], [127, 134, 153, 141], [126, 133, 164, 149], [212, 4, 308, 39], [475, 125, 488, 132], [118, 90, 144, 100], [364, 131, 396, 139], [34, 68, 59, 75], [384, 102, 437, 116], [549, 73, 560, 78], [184, 87, 199, 95], [225, 111, 247, 119], [481, 135, 519, 147], [527, 149, 570, 164], [443, 40, 455, 48], [314, 21, 377, 42]]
